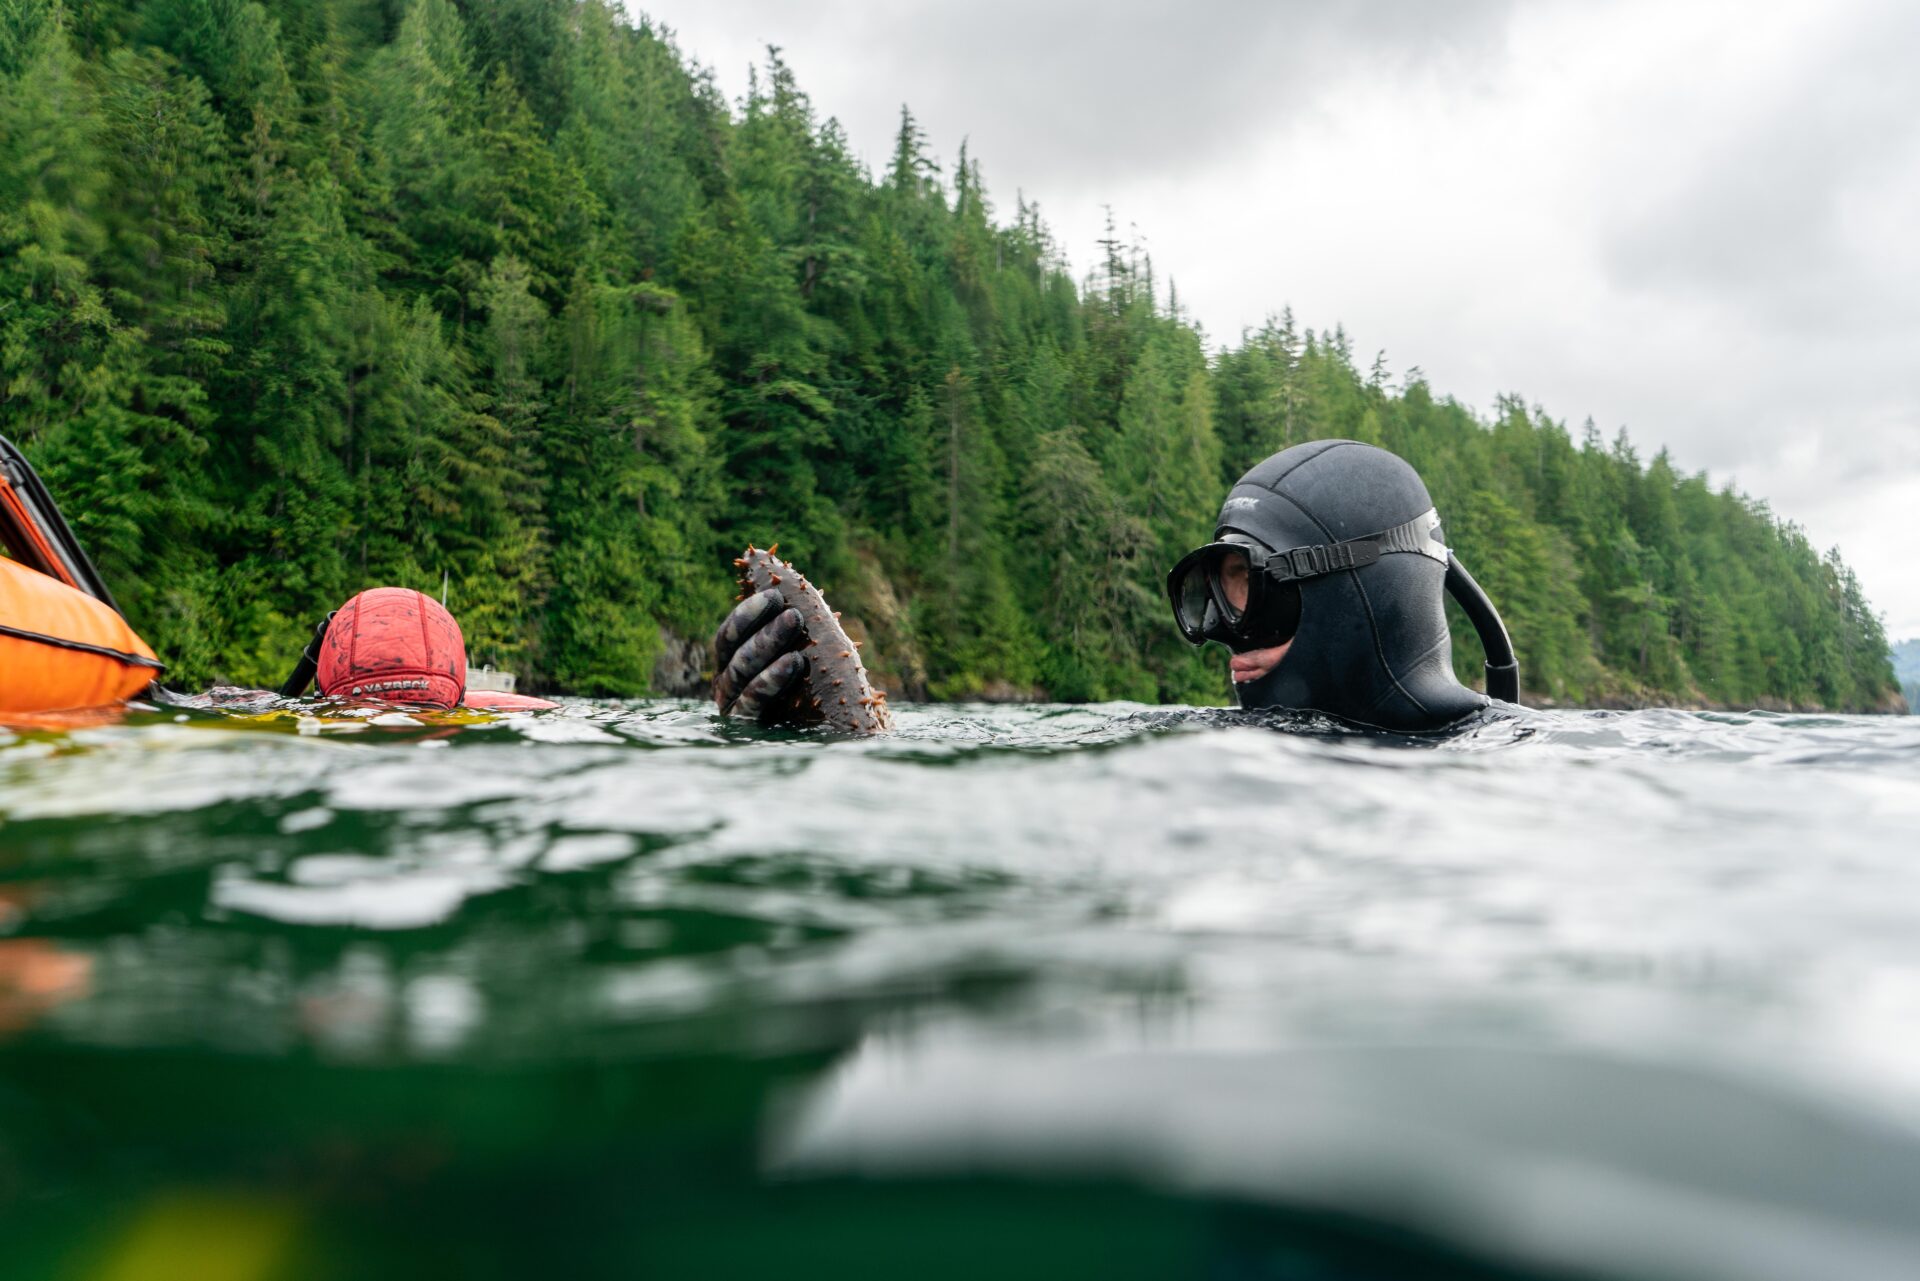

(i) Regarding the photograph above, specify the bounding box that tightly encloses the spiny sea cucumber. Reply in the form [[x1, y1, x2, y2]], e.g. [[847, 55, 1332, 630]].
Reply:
[[735, 544, 892, 733]]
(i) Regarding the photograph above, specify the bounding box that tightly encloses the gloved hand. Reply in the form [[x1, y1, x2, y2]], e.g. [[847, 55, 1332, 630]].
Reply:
[[711, 589, 812, 723]]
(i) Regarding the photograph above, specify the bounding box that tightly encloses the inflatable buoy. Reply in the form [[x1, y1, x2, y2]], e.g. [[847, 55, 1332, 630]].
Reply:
[[0, 557, 161, 714], [3, 432, 159, 715]]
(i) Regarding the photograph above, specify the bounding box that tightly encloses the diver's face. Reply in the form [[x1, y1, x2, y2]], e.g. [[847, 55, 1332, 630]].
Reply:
[[1215, 542, 1292, 683], [1219, 555, 1250, 613]]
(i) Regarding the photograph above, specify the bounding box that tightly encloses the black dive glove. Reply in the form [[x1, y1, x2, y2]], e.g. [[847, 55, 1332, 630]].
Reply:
[[711, 589, 811, 723]]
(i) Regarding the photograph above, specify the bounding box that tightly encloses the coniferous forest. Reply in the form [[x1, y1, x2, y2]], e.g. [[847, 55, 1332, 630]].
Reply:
[[0, 0, 1901, 710]]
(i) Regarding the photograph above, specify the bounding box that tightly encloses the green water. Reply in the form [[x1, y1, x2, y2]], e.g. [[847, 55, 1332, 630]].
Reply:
[[4, 699, 1920, 1279]]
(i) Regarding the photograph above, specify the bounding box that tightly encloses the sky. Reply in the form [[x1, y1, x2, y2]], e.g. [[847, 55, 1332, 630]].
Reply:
[[627, 0, 1920, 638]]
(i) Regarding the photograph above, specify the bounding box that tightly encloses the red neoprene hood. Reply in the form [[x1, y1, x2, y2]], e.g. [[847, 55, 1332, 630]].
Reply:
[[316, 588, 466, 709]]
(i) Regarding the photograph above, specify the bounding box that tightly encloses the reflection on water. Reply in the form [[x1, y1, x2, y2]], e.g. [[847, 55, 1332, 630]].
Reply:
[[3, 700, 1920, 1278]]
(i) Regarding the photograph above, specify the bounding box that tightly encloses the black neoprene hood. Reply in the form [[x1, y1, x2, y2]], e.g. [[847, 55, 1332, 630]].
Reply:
[[1216, 440, 1486, 731]]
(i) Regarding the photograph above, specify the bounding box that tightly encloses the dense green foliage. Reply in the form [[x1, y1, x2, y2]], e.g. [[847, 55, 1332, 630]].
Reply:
[[0, 0, 1898, 709]]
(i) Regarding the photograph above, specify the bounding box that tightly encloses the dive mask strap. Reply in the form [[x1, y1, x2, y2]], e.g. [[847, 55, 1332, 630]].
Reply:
[[1260, 508, 1449, 584]]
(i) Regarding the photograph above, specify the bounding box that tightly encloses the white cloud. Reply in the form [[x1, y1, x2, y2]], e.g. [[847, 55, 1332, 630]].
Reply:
[[632, 0, 1920, 637]]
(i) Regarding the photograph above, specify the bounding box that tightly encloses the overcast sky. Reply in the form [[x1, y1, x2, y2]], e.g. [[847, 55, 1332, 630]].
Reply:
[[629, 0, 1920, 638]]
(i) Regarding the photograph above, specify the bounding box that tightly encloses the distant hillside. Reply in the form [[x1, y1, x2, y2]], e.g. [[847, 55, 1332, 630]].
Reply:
[[1892, 640, 1920, 682], [0, 0, 1900, 711], [1893, 640, 1920, 712]]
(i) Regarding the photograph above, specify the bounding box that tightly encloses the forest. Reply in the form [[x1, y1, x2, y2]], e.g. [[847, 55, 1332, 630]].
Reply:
[[0, 0, 1900, 710]]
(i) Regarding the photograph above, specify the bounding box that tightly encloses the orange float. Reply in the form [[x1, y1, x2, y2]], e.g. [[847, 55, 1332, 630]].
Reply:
[[2, 435, 162, 715], [0, 557, 161, 714]]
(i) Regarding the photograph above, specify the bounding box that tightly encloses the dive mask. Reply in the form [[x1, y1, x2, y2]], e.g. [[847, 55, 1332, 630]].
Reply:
[[1167, 507, 1448, 647], [1166, 536, 1302, 648]]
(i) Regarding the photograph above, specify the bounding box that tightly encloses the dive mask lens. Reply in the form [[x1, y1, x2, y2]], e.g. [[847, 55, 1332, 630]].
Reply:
[[1169, 549, 1214, 643], [1167, 542, 1257, 645], [1214, 548, 1252, 622]]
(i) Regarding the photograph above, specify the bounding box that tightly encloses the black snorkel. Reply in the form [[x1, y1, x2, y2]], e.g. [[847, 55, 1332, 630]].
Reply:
[[1443, 556, 1519, 703], [278, 612, 336, 698]]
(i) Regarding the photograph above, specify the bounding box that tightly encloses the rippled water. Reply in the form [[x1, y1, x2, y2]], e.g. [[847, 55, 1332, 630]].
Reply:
[[3, 699, 1920, 1279]]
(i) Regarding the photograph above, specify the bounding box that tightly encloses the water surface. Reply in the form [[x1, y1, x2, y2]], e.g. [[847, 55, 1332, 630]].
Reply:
[[3, 700, 1919, 1279]]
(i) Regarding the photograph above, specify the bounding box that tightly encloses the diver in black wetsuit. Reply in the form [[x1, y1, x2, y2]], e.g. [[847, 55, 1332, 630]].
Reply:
[[712, 440, 1518, 733], [1164, 439, 1518, 732]]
